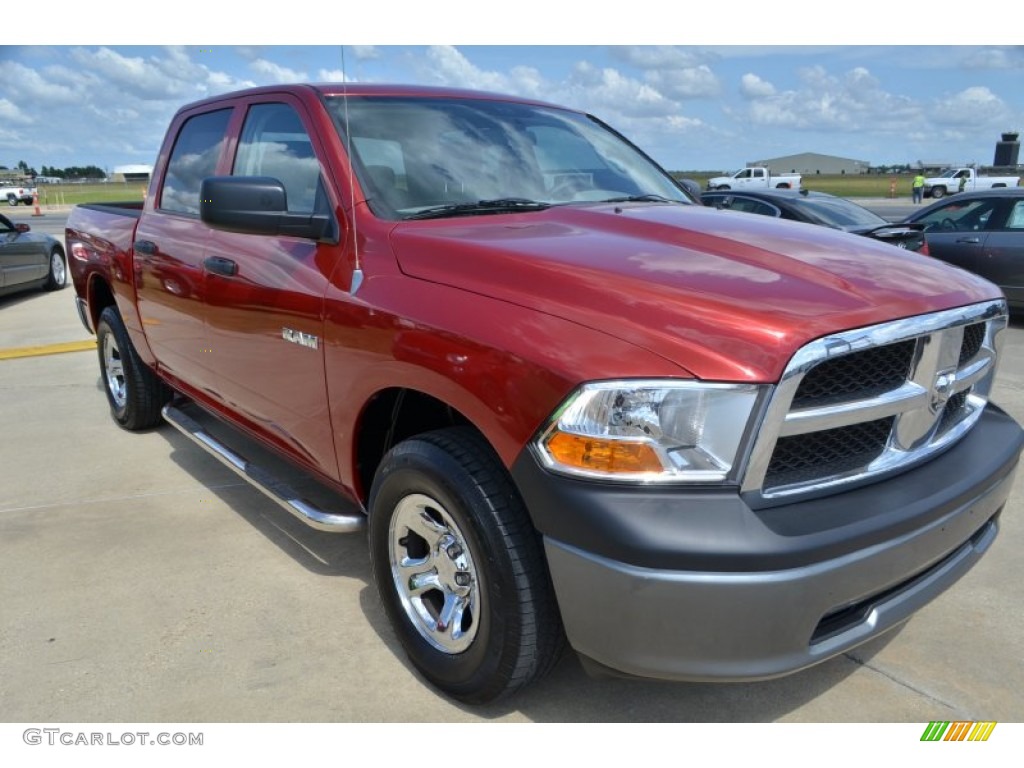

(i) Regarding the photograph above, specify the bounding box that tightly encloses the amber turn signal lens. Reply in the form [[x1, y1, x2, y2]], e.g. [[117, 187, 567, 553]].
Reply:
[[544, 431, 664, 474]]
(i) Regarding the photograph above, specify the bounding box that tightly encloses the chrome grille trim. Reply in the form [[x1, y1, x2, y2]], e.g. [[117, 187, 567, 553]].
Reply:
[[742, 300, 1008, 504]]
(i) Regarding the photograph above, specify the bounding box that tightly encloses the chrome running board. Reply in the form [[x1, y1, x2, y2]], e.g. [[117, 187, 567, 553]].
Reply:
[[162, 403, 366, 533]]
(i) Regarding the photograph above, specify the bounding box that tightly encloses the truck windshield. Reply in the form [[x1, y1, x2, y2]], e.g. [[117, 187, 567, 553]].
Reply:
[[325, 95, 691, 219]]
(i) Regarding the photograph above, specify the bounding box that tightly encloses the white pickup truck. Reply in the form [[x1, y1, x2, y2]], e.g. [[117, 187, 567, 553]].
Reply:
[[924, 168, 1020, 199], [2, 184, 37, 206], [706, 167, 801, 191]]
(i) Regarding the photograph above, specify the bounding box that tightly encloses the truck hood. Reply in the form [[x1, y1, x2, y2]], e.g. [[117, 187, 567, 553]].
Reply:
[[389, 203, 1000, 382]]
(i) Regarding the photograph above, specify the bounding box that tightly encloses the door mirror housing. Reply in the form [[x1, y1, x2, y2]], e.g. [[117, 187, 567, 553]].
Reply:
[[199, 176, 337, 243]]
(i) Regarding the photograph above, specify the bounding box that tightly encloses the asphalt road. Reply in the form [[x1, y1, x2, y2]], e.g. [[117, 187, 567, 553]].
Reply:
[[1, 206, 1022, 723]]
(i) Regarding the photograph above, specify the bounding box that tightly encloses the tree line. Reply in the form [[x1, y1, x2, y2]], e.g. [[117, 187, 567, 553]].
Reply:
[[1, 160, 107, 180]]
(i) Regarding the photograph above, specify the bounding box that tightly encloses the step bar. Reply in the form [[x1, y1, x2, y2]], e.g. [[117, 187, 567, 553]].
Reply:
[[162, 403, 367, 533]]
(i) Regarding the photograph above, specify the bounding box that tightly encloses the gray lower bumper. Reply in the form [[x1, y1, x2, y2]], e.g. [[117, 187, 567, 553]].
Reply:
[[519, 402, 1023, 683], [544, 466, 1010, 682]]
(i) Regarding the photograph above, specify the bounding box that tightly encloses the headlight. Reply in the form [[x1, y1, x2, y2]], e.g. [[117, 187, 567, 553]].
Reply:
[[534, 380, 764, 483]]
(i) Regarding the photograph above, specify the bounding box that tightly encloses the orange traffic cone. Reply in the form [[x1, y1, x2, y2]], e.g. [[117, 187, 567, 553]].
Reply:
[[32, 189, 43, 217]]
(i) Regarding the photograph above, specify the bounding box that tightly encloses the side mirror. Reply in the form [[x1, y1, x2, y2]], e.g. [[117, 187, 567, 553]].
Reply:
[[16, 223, 30, 233], [199, 176, 337, 243]]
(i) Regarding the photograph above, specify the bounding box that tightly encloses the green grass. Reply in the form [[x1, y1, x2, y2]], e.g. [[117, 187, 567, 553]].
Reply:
[[35, 174, 915, 208], [672, 172, 915, 198], [34, 182, 149, 207]]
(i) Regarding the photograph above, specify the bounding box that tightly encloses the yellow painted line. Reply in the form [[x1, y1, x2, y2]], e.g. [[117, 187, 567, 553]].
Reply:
[[0, 339, 97, 360]]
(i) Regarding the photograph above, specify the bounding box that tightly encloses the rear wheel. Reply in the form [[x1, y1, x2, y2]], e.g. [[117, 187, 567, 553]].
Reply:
[[43, 247, 66, 291], [369, 427, 564, 704], [96, 306, 170, 430]]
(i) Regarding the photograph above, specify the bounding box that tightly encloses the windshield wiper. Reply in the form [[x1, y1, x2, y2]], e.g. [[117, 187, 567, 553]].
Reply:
[[405, 198, 551, 220], [597, 194, 687, 204]]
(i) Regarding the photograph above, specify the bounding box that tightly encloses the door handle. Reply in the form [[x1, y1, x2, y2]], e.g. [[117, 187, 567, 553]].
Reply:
[[955, 236, 981, 244], [203, 256, 238, 277], [134, 240, 157, 255]]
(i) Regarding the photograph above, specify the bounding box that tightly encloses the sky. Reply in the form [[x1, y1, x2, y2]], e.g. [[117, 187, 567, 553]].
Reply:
[[3, 8, 1023, 175]]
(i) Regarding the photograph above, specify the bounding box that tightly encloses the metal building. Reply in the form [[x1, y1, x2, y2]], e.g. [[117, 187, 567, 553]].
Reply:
[[111, 164, 153, 183], [747, 152, 871, 175]]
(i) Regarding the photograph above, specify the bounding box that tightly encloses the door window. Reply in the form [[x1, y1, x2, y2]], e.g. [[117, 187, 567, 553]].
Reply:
[[234, 103, 323, 214], [916, 199, 998, 233], [1004, 200, 1024, 230]]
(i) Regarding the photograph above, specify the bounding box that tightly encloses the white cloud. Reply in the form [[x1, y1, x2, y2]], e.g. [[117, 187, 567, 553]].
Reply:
[[564, 62, 678, 118], [418, 46, 510, 91], [317, 69, 351, 82], [249, 58, 307, 83], [352, 46, 379, 60], [934, 86, 1010, 127], [961, 47, 1024, 70], [736, 65, 923, 134], [739, 73, 776, 98], [644, 65, 720, 99], [609, 46, 704, 70], [0, 98, 34, 124]]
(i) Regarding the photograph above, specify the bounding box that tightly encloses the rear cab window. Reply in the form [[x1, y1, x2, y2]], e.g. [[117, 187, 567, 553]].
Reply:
[[159, 108, 233, 215]]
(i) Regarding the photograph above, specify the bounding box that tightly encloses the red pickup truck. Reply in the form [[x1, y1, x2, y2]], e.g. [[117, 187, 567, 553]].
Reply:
[[66, 83, 1023, 704]]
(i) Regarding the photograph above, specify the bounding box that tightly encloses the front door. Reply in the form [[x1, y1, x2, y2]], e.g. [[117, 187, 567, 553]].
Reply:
[[202, 99, 341, 479]]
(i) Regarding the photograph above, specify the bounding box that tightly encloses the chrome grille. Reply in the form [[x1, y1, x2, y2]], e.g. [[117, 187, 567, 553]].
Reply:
[[765, 417, 894, 489], [743, 300, 1008, 503], [792, 340, 915, 408]]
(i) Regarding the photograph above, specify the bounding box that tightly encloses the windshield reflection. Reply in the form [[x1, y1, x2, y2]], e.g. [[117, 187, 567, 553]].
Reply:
[[326, 96, 691, 219]]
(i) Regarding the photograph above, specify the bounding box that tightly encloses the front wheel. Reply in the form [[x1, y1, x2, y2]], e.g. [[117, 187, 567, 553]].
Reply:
[[6, 196, 15, 207], [368, 427, 564, 704], [931, 186, 946, 199], [96, 306, 170, 430]]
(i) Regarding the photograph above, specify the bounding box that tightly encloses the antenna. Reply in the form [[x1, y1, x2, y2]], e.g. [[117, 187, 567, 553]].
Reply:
[[341, 46, 364, 296]]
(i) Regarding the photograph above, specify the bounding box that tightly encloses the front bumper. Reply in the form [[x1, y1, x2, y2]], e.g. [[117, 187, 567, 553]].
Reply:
[[512, 404, 1022, 682]]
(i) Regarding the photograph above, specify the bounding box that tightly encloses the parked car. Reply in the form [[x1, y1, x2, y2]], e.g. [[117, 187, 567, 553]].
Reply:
[[903, 188, 1024, 311], [0, 213, 67, 297], [701, 188, 928, 252]]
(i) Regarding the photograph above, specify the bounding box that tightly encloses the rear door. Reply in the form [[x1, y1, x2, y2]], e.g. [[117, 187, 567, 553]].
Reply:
[[201, 97, 341, 478], [134, 106, 235, 394]]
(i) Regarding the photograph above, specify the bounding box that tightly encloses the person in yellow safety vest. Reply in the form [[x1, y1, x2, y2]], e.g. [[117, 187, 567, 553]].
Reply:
[[959, 170, 969, 194], [912, 172, 925, 204]]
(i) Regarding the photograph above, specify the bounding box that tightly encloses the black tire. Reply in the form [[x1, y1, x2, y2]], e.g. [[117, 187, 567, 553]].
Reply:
[[368, 427, 564, 704], [931, 186, 946, 199], [6, 195, 15, 207], [96, 306, 170, 430], [43, 247, 66, 291]]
